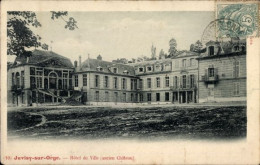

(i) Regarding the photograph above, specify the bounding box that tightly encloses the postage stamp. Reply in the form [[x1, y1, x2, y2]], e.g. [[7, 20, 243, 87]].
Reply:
[[216, 3, 259, 38]]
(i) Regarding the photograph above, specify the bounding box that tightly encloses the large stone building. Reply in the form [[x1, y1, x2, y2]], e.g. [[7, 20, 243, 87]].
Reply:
[[7, 39, 246, 106], [197, 39, 246, 102]]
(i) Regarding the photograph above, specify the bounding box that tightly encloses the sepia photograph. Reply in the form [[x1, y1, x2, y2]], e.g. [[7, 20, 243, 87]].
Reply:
[[1, 1, 259, 164]]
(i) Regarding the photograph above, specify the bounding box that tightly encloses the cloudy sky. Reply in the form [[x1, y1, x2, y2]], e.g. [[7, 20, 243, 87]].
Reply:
[[9, 11, 214, 62]]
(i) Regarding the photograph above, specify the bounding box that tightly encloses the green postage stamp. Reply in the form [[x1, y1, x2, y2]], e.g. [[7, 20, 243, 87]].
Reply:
[[217, 3, 259, 38]]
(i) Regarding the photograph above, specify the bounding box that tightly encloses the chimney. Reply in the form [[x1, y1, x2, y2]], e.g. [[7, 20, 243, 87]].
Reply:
[[79, 55, 82, 67], [74, 60, 78, 68], [97, 55, 102, 60]]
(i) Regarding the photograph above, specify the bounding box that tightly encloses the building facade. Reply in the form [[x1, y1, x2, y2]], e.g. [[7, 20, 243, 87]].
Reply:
[[197, 39, 246, 102], [7, 39, 247, 107]]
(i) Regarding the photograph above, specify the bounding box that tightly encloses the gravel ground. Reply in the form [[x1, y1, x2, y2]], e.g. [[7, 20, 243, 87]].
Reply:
[[7, 106, 246, 140]]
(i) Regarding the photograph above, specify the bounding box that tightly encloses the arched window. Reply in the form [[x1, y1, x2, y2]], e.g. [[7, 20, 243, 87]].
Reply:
[[49, 72, 57, 89], [15, 72, 20, 87]]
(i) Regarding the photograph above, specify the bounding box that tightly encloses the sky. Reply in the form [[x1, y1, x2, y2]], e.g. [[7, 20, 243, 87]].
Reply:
[[8, 11, 214, 62]]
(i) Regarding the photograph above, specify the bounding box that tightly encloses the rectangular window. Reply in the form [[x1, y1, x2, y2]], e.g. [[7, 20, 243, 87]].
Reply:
[[209, 46, 214, 56], [190, 75, 195, 88], [165, 76, 169, 87], [114, 77, 118, 88], [182, 59, 186, 67], [233, 61, 240, 78], [95, 91, 99, 101], [63, 74, 68, 89], [30, 67, 35, 75], [139, 79, 143, 89], [140, 94, 143, 102], [175, 76, 178, 88], [21, 93, 24, 104], [139, 68, 144, 72], [182, 75, 186, 88], [122, 78, 126, 89], [156, 93, 160, 101], [209, 68, 214, 77], [234, 82, 240, 96], [105, 91, 109, 102], [12, 73, 14, 85], [21, 71, 24, 87], [147, 93, 152, 102], [114, 92, 118, 102], [104, 76, 109, 88], [113, 68, 117, 73], [147, 66, 152, 72], [36, 77, 42, 88], [83, 74, 87, 86], [95, 75, 99, 87], [122, 93, 126, 102], [147, 78, 152, 88], [131, 79, 134, 90], [165, 92, 169, 101], [156, 77, 160, 88], [75, 75, 78, 87], [131, 93, 134, 102]]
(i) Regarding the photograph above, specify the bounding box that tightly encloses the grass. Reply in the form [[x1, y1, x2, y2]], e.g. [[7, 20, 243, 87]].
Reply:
[[8, 106, 246, 140]]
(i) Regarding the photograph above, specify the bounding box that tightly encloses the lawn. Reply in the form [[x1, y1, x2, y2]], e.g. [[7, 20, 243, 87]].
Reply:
[[7, 106, 246, 140]]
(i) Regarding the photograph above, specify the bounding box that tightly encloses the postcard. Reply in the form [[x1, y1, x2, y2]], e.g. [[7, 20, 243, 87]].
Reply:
[[1, 0, 259, 164]]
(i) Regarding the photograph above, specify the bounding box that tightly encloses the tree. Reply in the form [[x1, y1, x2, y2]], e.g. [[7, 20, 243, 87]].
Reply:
[[190, 40, 203, 52], [168, 38, 177, 57], [7, 11, 78, 57], [159, 49, 165, 59]]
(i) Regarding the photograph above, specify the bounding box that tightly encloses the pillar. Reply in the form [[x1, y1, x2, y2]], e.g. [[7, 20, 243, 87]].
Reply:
[[180, 92, 182, 104]]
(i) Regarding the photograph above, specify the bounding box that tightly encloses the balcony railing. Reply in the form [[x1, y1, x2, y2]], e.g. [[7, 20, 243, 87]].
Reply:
[[201, 75, 219, 82]]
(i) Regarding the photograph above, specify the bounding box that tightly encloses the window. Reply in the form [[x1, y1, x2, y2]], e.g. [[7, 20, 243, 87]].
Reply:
[[208, 68, 214, 77], [190, 58, 195, 66], [97, 66, 103, 71], [190, 75, 195, 88], [233, 60, 240, 78], [156, 77, 160, 88], [63, 74, 68, 89], [114, 77, 118, 88], [123, 93, 126, 102], [165, 92, 169, 101], [83, 74, 87, 86], [131, 79, 134, 90], [156, 93, 160, 101], [15, 72, 20, 88], [147, 93, 152, 102], [113, 68, 118, 73], [147, 66, 152, 72], [123, 70, 129, 74], [36, 77, 42, 88], [95, 75, 99, 87], [105, 91, 109, 102], [174, 76, 178, 88], [12, 73, 14, 85], [234, 45, 239, 51], [140, 94, 143, 102], [165, 76, 169, 87], [104, 76, 109, 88], [21, 71, 24, 87], [147, 78, 152, 88], [122, 78, 126, 89], [155, 65, 161, 71], [175, 60, 179, 68], [139, 79, 143, 89], [139, 68, 144, 72], [75, 75, 78, 87], [95, 91, 99, 101], [131, 93, 134, 102], [30, 67, 35, 75], [182, 75, 186, 88], [21, 93, 24, 104], [233, 82, 240, 96], [182, 59, 187, 68], [164, 64, 171, 71], [209, 46, 214, 56]]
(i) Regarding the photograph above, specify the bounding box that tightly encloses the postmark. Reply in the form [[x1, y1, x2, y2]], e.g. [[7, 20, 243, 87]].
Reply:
[[216, 3, 259, 38]]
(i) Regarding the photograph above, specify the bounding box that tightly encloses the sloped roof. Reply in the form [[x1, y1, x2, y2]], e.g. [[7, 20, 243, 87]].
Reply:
[[79, 58, 136, 76], [12, 49, 73, 68]]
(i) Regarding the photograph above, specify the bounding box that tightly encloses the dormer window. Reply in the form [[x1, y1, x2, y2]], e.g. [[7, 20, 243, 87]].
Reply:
[[113, 68, 118, 73], [155, 65, 161, 71], [147, 66, 152, 72], [139, 67, 144, 72], [209, 46, 214, 56], [97, 66, 103, 71], [233, 45, 240, 52], [123, 70, 129, 74]]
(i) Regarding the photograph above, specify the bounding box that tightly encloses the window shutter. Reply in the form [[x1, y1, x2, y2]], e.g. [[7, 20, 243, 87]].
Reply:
[[172, 76, 175, 88]]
